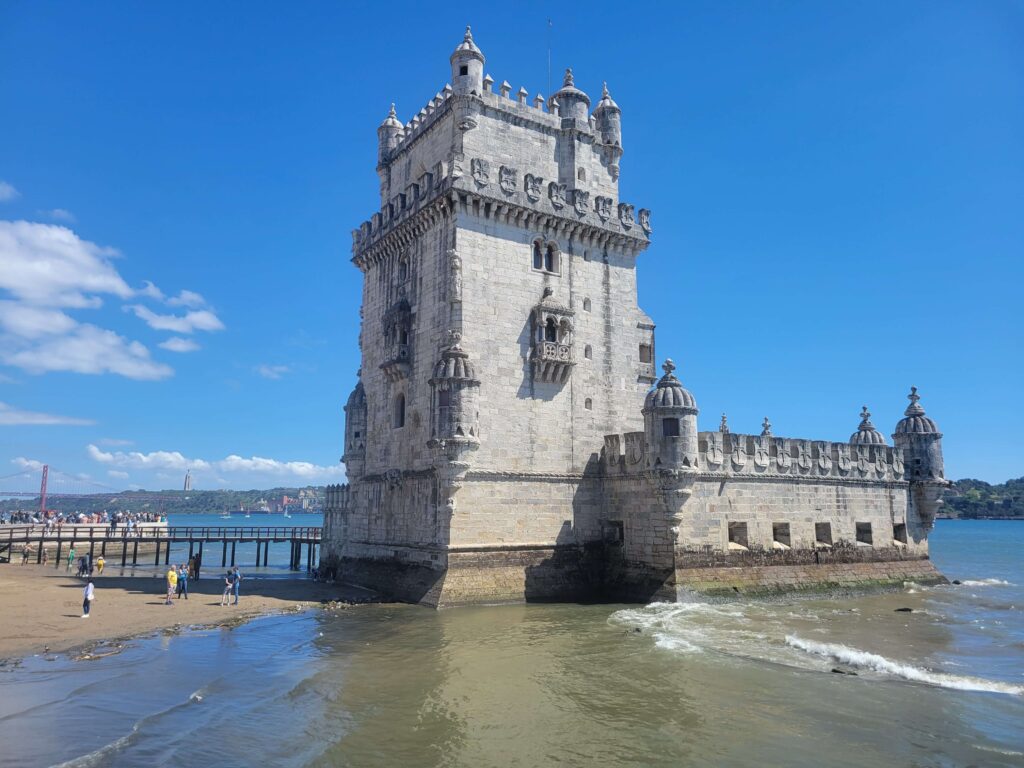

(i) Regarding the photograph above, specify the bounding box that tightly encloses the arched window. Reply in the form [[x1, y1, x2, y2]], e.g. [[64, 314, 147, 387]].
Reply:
[[544, 244, 558, 273], [532, 241, 543, 270], [584, 398, 593, 410], [583, 298, 592, 312], [393, 394, 406, 428], [544, 318, 558, 342], [584, 345, 593, 359]]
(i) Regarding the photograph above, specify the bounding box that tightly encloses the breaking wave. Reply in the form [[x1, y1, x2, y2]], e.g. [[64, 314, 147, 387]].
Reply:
[[958, 578, 1014, 587], [785, 635, 1024, 696]]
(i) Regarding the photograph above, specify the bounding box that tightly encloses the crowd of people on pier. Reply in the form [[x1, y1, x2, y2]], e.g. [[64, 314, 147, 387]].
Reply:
[[1, 509, 167, 534]]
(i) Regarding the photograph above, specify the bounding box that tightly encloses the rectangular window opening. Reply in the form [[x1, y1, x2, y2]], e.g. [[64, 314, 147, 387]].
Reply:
[[728, 521, 748, 550], [815, 522, 832, 547], [893, 523, 908, 546], [662, 417, 680, 437], [604, 520, 624, 544], [459, 65, 468, 76], [639, 343, 653, 363], [772, 523, 791, 550], [856, 522, 873, 546]]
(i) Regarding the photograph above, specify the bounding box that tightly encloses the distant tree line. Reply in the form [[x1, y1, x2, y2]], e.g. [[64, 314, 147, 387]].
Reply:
[[944, 477, 1024, 518], [0, 487, 325, 516]]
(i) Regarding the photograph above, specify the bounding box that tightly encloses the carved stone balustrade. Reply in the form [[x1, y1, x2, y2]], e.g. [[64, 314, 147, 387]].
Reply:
[[533, 340, 574, 383]]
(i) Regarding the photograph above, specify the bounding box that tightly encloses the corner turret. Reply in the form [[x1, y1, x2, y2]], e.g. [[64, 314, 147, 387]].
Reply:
[[893, 387, 943, 481], [593, 82, 623, 179], [450, 26, 484, 95], [551, 68, 590, 124], [377, 103, 403, 166], [642, 359, 699, 470], [342, 373, 367, 481]]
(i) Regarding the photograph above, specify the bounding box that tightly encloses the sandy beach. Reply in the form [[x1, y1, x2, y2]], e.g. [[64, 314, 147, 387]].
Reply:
[[0, 563, 373, 660]]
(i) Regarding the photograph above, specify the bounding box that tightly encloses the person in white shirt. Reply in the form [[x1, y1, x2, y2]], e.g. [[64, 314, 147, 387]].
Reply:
[[82, 580, 95, 618]]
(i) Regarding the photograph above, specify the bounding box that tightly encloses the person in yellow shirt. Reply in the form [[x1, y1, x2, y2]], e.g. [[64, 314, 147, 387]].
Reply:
[[96, 556, 105, 575], [165, 567, 177, 605]]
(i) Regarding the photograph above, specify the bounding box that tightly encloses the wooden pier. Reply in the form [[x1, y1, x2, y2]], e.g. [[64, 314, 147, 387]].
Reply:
[[0, 525, 321, 571]]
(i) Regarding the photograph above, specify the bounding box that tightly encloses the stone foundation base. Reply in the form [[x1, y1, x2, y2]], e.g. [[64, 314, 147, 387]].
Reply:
[[337, 548, 945, 607]]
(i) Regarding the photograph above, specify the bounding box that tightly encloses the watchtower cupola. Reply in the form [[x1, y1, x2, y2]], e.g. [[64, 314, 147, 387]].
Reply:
[[893, 387, 944, 481], [850, 405, 887, 445], [642, 359, 699, 471], [551, 68, 590, 124], [450, 25, 484, 95], [377, 103, 403, 166]]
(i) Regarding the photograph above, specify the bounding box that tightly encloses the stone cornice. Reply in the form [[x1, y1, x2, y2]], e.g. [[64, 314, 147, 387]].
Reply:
[[352, 193, 453, 271]]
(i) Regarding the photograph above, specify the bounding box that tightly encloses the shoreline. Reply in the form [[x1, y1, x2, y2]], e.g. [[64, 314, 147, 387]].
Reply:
[[0, 564, 378, 662]]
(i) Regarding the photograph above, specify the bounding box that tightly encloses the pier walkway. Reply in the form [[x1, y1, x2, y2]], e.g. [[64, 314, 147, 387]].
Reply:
[[0, 525, 321, 571]]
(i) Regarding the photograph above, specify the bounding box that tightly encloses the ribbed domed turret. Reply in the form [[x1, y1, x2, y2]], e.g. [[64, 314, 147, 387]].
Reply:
[[450, 25, 483, 62], [345, 377, 365, 411], [850, 405, 887, 445], [431, 332, 477, 384], [551, 68, 590, 122], [894, 387, 940, 435], [644, 359, 697, 412]]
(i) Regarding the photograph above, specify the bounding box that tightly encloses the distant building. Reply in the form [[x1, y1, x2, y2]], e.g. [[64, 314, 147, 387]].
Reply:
[[323, 28, 948, 606]]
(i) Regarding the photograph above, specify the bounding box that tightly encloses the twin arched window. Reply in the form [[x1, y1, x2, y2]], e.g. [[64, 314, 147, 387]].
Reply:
[[532, 240, 559, 274]]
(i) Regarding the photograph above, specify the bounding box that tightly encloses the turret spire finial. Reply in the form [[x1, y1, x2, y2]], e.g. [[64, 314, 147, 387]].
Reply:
[[662, 358, 675, 376], [720, 413, 729, 433], [859, 405, 872, 424], [464, 25, 473, 42], [602, 81, 610, 98], [905, 386, 925, 416], [563, 68, 574, 87], [388, 103, 396, 119], [761, 417, 772, 437]]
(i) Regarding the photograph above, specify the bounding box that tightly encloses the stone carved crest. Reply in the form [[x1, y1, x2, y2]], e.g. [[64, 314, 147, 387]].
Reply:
[[471, 158, 489, 188], [891, 450, 904, 478], [796, 441, 811, 471], [573, 189, 590, 217], [753, 437, 770, 469], [384, 468, 403, 489], [731, 435, 746, 469], [618, 203, 634, 230], [705, 432, 724, 467], [775, 438, 791, 471], [499, 165, 517, 195], [524, 173, 543, 202], [856, 447, 871, 475], [447, 249, 462, 302], [624, 432, 644, 466], [595, 196, 612, 222], [816, 442, 833, 473], [836, 444, 851, 474], [450, 152, 465, 181], [638, 208, 652, 233], [548, 182, 566, 209], [875, 449, 888, 476]]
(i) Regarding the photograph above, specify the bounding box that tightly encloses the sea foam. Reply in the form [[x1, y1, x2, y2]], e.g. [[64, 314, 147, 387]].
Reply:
[[785, 635, 1024, 696]]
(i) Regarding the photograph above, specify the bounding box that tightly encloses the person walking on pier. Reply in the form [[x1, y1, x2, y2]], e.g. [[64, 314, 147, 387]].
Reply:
[[66, 546, 76, 572], [82, 579, 94, 618], [176, 564, 189, 600], [231, 566, 242, 606], [165, 566, 177, 605]]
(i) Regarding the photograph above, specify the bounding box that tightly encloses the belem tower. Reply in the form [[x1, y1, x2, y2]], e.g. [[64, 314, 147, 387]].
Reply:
[[322, 28, 949, 606]]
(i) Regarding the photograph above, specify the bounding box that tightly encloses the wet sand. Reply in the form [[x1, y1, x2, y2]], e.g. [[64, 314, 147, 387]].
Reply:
[[0, 564, 372, 660]]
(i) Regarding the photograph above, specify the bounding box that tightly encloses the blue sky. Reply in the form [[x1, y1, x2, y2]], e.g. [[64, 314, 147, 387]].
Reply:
[[0, 1, 1021, 491]]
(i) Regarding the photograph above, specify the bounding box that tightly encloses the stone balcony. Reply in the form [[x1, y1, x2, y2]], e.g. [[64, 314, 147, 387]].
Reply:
[[533, 341, 574, 383], [380, 343, 410, 381]]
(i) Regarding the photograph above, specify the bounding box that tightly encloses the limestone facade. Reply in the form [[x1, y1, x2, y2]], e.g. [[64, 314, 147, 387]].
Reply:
[[322, 28, 948, 605]]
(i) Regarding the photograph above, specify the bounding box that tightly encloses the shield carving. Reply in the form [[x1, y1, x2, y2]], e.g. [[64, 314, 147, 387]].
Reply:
[[731, 435, 747, 469], [524, 173, 543, 202], [471, 158, 489, 187], [817, 442, 832, 473], [705, 433, 724, 467], [499, 165, 517, 195], [595, 196, 612, 222], [891, 450, 905, 478], [753, 437, 770, 469], [548, 182, 566, 209], [836, 444, 851, 473], [856, 447, 871, 474], [875, 449, 888, 476], [775, 438, 791, 471], [796, 441, 811, 471], [618, 203, 634, 230], [573, 189, 590, 217], [638, 208, 652, 233], [624, 432, 644, 466]]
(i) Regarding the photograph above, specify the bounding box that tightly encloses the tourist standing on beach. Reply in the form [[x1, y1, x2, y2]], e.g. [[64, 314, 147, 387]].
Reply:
[[41, 547, 48, 566], [82, 580, 94, 618], [21, 544, 30, 565], [220, 569, 234, 606], [176, 564, 189, 600], [165, 566, 177, 605], [194, 553, 202, 580], [66, 546, 75, 572], [232, 566, 242, 605]]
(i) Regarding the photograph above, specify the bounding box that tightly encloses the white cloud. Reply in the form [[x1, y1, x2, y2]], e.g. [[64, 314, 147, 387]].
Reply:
[[3, 323, 173, 379], [0, 182, 18, 202], [138, 280, 165, 301], [0, 221, 131, 308], [0, 401, 95, 426], [159, 336, 200, 353], [98, 437, 133, 446], [167, 290, 206, 308], [0, 301, 77, 339], [86, 443, 344, 482], [43, 208, 76, 222], [107, 470, 129, 479], [126, 304, 224, 334], [256, 364, 290, 380], [12, 457, 44, 471]]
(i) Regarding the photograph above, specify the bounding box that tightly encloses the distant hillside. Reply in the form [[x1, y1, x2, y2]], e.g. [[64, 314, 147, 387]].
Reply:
[[0, 487, 325, 516], [943, 477, 1024, 518]]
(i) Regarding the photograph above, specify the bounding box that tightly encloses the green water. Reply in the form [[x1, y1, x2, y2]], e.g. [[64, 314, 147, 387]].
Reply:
[[1, 520, 1022, 767]]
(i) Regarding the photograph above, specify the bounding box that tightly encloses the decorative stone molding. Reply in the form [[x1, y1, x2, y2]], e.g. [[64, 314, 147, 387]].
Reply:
[[499, 165, 517, 195], [471, 158, 490, 187], [524, 173, 543, 202], [531, 288, 576, 384]]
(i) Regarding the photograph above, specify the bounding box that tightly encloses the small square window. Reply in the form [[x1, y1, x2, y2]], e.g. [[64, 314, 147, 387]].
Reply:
[[856, 522, 873, 545], [772, 523, 791, 548], [815, 522, 832, 546], [662, 418, 680, 437], [459, 65, 468, 76], [728, 522, 748, 548], [893, 523, 908, 545]]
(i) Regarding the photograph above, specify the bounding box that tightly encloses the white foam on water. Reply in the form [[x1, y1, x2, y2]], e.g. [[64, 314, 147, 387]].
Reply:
[[785, 635, 1024, 696], [959, 578, 1014, 587]]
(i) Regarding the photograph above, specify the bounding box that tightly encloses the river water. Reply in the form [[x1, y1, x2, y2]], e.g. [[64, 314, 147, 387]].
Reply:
[[1, 520, 1021, 767]]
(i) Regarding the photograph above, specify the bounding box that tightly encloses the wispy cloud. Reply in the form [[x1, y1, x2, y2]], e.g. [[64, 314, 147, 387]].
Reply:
[[0, 181, 19, 202], [107, 470, 129, 479], [256, 364, 290, 380], [12, 457, 44, 471], [126, 304, 224, 334], [0, 401, 95, 426], [41, 208, 75, 223], [158, 336, 200, 353], [98, 437, 133, 446], [87, 443, 344, 481]]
